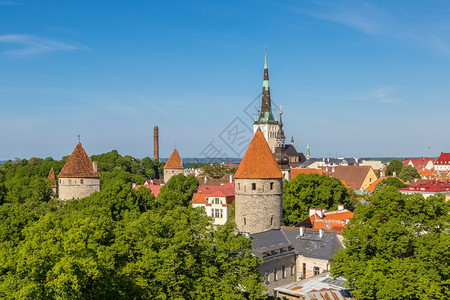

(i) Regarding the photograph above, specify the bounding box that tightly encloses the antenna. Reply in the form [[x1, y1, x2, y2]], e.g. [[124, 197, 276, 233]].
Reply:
[[77, 134, 80, 143]]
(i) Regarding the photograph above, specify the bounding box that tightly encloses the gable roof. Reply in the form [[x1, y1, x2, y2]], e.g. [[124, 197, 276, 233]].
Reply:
[[164, 148, 184, 169], [235, 130, 282, 179], [436, 153, 450, 165], [58, 143, 100, 178], [330, 166, 373, 190], [296, 209, 354, 231], [191, 182, 235, 206], [404, 157, 435, 168], [291, 168, 323, 180]]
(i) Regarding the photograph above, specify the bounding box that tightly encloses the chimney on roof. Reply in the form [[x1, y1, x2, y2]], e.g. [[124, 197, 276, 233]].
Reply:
[[319, 228, 324, 238], [154, 126, 159, 161], [380, 170, 385, 179], [93, 161, 98, 173], [393, 171, 397, 177], [299, 226, 305, 237], [309, 208, 316, 217], [229, 174, 233, 183], [317, 209, 324, 218], [338, 204, 344, 211]]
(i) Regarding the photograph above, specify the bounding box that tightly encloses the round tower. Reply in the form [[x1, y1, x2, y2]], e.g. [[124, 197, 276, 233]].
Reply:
[[235, 130, 283, 234]]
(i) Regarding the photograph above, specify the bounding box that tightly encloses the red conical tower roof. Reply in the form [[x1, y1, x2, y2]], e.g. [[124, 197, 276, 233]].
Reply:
[[48, 167, 57, 188], [164, 148, 184, 169], [235, 130, 283, 179], [58, 143, 100, 178]]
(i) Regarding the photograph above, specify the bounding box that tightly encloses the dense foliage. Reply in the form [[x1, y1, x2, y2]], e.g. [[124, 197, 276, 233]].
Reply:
[[0, 154, 265, 299], [398, 164, 421, 182], [385, 159, 403, 176], [331, 187, 450, 300], [282, 174, 353, 226], [372, 177, 407, 194]]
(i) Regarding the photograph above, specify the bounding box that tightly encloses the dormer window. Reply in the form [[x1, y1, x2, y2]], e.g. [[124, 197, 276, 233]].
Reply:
[[213, 198, 221, 204]]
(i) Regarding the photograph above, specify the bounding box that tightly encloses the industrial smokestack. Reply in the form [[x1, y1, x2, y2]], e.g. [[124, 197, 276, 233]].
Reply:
[[153, 126, 159, 161]]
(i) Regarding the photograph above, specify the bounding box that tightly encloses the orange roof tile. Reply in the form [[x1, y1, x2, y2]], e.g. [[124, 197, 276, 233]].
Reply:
[[48, 167, 57, 188], [234, 130, 282, 179], [291, 168, 323, 179], [164, 148, 184, 169], [366, 177, 383, 193], [58, 143, 100, 178]]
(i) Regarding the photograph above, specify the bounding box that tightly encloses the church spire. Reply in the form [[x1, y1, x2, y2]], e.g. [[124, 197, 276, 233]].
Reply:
[[257, 45, 275, 123]]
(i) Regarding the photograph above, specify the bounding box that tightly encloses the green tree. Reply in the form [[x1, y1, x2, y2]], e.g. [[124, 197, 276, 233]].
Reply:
[[157, 174, 199, 209], [331, 187, 450, 300], [399, 165, 421, 182], [201, 164, 228, 179], [372, 177, 407, 194], [386, 159, 403, 176], [282, 174, 351, 226]]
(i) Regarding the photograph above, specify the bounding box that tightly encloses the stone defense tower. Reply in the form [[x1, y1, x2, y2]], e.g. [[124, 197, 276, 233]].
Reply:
[[235, 130, 283, 234], [154, 126, 159, 161], [163, 148, 184, 182], [253, 46, 281, 153], [58, 143, 100, 200]]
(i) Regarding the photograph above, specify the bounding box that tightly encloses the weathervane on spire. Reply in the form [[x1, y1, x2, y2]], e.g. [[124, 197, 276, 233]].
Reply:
[[77, 134, 80, 143]]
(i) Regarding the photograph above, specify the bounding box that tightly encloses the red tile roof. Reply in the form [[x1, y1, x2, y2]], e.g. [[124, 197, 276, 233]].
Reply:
[[58, 143, 100, 178], [191, 182, 235, 206], [134, 184, 162, 197], [234, 130, 282, 179], [291, 168, 323, 180], [164, 148, 184, 169], [399, 179, 450, 193], [48, 167, 57, 188], [404, 157, 435, 169], [436, 153, 450, 165], [296, 209, 354, 231]]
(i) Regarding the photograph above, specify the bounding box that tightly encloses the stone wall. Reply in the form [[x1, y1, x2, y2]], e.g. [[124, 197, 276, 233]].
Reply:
[[235, 178, 282, 234], [164, 168, 184, 183], [58, 178, 100, 200], [260, 253, 297, 296]]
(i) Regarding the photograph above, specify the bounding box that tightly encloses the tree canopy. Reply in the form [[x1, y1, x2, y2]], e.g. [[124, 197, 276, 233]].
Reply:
[[282, 174, 352, 226], [398, 164, 421, 182], [372, 177, 407, 194], [0, 153, 265, 299], [385, 159, 403, 176], [331, 187, 450, 300]]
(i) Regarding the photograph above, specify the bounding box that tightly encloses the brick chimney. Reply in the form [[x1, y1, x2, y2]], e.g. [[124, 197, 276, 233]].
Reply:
[[153, 126, 159, 161]]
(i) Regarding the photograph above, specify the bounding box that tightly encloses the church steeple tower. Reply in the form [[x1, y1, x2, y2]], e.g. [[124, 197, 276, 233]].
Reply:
[[257, 46, 276, 123], [253, 46, 282, 153]]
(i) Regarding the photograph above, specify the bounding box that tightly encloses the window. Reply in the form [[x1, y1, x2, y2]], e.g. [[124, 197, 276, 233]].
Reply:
[[302, 263, 306, 278], [68, 179, 72, 185], [59, 179, 61, 184], [265, 270, 270, 284], [252, 183, 256, 190], [314, 267, 320, 276], [80, 179, 84, 184], [274, 268, 278, 281], [270, 182, 274, 190], [213, 198, 221, 204], [282, 265, 286, 278], [291, 263, 295, 276], [271, 216, 273, 226], [244, 217, 246, 225], [238, 183, 240, 190], [214, 209, 223, 218]]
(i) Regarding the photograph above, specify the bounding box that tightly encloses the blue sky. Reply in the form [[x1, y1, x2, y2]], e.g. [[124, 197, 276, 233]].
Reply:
[[1, 1, 449, 160]]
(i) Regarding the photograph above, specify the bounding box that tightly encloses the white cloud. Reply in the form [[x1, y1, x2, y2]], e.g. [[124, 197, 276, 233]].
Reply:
[[0, 34, 87, 56]]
